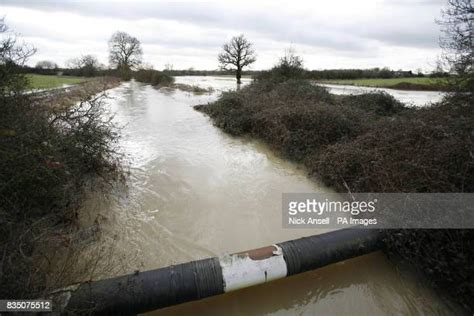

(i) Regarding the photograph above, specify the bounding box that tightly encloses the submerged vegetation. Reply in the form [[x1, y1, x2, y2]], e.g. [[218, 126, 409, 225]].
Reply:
[[196, 49, 474, 310], [320, 77, 448, 91]]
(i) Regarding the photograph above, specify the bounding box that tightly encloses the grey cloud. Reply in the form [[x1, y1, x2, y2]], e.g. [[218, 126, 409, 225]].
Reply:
[[0, 0, 445, 70], [1, 0, 441, 51]]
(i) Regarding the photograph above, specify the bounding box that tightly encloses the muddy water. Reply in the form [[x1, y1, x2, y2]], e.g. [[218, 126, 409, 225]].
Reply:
[[92, 76, 460, 315]]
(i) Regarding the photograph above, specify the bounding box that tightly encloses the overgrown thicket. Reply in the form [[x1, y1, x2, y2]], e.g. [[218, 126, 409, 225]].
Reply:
[[134, 69, 175, 86], [312, 97, 473, 309], [0, 20, 124, 299], [306, 67, 449, 80], [196, 50, 473, 309], [311, 97, 473, 193], [196, 55, 410, 161], [197, 1, 474, 306]]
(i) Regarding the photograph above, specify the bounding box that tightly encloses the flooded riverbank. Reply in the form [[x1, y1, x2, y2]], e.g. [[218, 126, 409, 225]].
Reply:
[[174, 76, 445, 106], [318, 83, 445, 107], [87, 76, 462, 315]]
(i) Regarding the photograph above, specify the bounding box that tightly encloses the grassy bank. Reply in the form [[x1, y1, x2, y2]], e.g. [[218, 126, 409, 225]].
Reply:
[[195, 77, 473, 311], [26, 74, 89, 89], [320, 77, 448, 91]]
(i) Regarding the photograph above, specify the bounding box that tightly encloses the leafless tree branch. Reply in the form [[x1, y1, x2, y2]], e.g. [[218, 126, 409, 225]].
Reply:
[[218, 34, 256, 84]]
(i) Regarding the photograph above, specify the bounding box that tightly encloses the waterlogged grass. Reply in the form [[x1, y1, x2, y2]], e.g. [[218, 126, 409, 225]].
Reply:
[[26, 74, 89, 89], [321, 77, 447, 90]]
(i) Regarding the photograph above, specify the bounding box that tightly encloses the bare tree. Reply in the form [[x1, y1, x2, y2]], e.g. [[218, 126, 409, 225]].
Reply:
[[66, 55, 100, 77], [0, 18, 36, 66], [108, 31, 143, 71], [218, 34, 256, 84], [0, 18, 36, 94], [139, 62, 155, 70], [164, 62, 174, 72], [79, 54, 99, 77], [437, 0, 473, 93], [35, 60, 58, 69], [65, 57, 81, 69]]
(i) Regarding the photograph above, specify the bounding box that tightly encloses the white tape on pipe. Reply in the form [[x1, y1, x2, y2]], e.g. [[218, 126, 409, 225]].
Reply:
[[219, 245, 288, 292]]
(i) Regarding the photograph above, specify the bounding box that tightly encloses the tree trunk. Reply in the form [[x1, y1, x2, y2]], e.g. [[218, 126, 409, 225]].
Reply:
[[236, 67, 242, 84]]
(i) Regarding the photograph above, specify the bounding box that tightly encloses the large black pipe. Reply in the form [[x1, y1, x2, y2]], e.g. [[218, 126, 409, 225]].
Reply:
[[50, 228, 384, 314], [280, 227, 384, 275]]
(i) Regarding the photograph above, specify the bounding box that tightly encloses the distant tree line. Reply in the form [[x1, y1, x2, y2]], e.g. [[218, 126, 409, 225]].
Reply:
[[21, 63, 450, 81], [24, 31, 454, 82], [20, 64, 262, 78], [22, 31, 145, 80], [305, 67, 450, 80]]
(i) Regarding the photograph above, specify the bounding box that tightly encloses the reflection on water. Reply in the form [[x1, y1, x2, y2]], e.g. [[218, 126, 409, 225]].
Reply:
[[90, 76, 460, 315], [174, 75, 252, 92], [150, 252, 460, 316]]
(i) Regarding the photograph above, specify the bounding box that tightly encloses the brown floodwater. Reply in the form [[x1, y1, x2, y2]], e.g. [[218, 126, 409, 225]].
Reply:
[[84, 77, 463, 315]]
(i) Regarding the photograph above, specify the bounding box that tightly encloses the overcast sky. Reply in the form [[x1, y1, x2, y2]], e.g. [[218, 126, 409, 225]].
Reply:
[[0, 0, 447, 71]]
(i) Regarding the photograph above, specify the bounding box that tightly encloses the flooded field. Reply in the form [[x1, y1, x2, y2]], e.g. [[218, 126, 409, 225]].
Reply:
[[87, 76, 461, 315], [318, 83, 445, 107]]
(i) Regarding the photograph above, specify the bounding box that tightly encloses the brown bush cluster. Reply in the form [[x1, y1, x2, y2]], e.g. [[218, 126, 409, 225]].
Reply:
[[311, 100, 473, 193], [0, 77, 124, 299], [196, 77, 474, 311], [195, 80, 367, 159]]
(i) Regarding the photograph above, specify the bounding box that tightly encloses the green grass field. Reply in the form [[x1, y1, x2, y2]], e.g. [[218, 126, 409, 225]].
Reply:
[[26, 74, 89, 89], [321, 77, 447, 90]]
